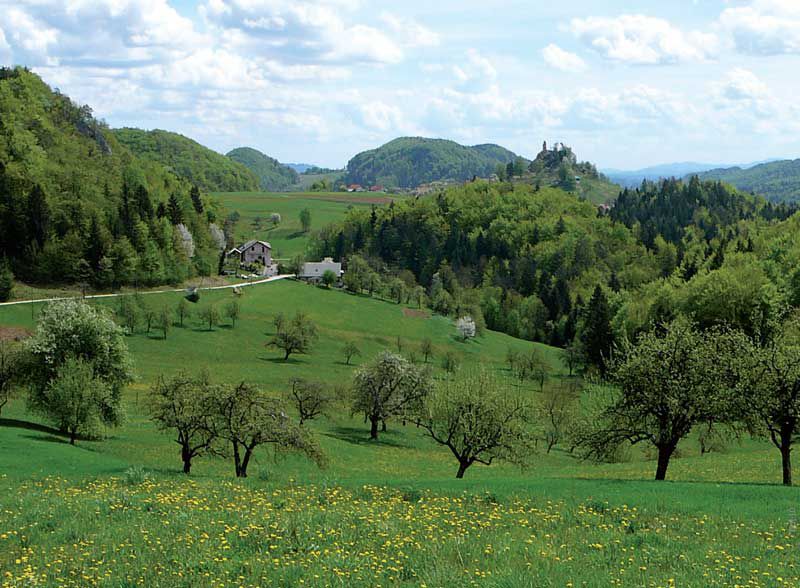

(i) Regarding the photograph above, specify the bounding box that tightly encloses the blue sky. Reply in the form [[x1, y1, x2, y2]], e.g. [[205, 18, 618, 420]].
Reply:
[[1, 0, 799, 169]]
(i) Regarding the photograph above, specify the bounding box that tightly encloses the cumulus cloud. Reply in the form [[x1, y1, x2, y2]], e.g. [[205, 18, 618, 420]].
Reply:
[[719, 0, 800, 56], [541, 44, 587, 72], [200, 0, 405, 64], [570, 14, 718, 64], [380, 13, 440, 48]]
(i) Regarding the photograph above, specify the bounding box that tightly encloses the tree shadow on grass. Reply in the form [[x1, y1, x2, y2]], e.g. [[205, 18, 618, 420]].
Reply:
[[323, 425, 411, 449], [260, 355, 305, 364]]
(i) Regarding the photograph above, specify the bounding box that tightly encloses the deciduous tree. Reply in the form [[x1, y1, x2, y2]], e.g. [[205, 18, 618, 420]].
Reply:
[[352, 352, 432, 440], [415, 370, 536, 478]]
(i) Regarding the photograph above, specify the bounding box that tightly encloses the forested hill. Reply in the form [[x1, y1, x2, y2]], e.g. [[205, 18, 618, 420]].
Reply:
[[344, 137, 524, 188], [113, 128, 259, 192], [226, 147, 298, 191], [696, 159, 800, 203], [312, 176, 797, 350], [0, 67, 225, 288]]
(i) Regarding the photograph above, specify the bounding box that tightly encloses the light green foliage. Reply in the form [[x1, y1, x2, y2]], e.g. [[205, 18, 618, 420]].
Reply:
[[40, 357, 117, 445], [342, 341, 361, 365], [25, 299, 133, 422], [212, 381, 324, 477], [351, 351, 433, 440], [416, 369, 536, 478], [225, 300, 240, 328], [321, 269, 336, 288], [149, 372, 217, 474], [199, 305, 220, 331], [269, 311, 317, 360], [746, 320, 800, 485], [581, 318, 747, 480]]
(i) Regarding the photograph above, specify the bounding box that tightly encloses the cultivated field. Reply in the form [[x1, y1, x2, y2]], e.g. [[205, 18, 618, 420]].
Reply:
[[0, 280, 798, 587]]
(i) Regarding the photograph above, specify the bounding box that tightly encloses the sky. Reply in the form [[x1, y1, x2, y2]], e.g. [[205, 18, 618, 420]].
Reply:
[[1, 0, 800, 170]]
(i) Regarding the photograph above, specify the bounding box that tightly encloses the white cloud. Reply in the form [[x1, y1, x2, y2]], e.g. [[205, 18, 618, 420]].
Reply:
[[359, 101, 405, 132], [541, 43, 587, 73], [200, 0, 406, 64], [380, 13, 440, 48], [570, 14, 718, 64], [719, 0, 800, 56]]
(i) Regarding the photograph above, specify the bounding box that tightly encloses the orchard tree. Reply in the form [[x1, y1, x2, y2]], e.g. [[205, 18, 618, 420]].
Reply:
[[578, 318, 744, 481], [150, 372, 217, 474], [442, 352, 460, 375], [25, 299, 134, 430], [747, 323, 800, 486], [199, 304, 220, 331], [420, 338, 433, 363], [157, 305, 171, 339], [117, 295, 139, 334], [269, 312, 317, 360], [40, 357, 118, 445], [342, 341, 361, 365], [456, 316, 477, 341], [226, 300, 241, 328], [539, 381, 580, 453], [213, 381, 324, 477], [415, 370, 536, 478], [176, 298, 192, 327], [352, 352, 433, 440], [288, 378, 331, 425]]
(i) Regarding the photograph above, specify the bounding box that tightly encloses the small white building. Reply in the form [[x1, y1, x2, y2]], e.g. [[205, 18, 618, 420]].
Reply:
[[299, 257, 343, 283]]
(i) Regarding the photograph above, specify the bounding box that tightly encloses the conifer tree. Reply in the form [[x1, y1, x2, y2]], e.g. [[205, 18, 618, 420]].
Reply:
[[580, 285, 614, 374]]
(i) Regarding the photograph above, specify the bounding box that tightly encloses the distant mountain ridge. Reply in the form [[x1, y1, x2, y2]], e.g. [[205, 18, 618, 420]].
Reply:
[[344, 137, 525, 189], [604, 160, 780, 188], [226, 147, 298, 192], [696, 159, 800, 203], [113, 128, 259, 192]]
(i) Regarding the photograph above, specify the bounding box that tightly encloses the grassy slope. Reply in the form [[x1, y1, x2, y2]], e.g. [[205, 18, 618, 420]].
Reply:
[[214, 191, 403, 259], [0, 281, 797, 587]]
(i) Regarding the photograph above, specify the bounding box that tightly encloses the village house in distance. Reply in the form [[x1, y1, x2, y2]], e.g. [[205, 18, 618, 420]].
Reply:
[[225, 240, 279, 277], [299, 257, 343, 284]]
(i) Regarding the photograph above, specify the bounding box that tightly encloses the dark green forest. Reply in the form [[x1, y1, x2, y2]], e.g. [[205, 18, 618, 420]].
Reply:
[[226, 146, 299, 192], [697, 159, 800, 203], [113, 128, 259, 193], [0, 68, 226, 289], [344, 137, 523, 188]]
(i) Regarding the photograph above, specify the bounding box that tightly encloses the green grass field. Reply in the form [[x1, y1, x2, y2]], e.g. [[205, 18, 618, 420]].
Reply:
[[213, 191, 401, 259], [0, 280, 798, 587]]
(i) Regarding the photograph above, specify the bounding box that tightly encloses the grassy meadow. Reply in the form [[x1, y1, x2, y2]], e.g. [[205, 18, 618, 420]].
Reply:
[[0, 280, 798, 587], [213, 191, 402, 259]]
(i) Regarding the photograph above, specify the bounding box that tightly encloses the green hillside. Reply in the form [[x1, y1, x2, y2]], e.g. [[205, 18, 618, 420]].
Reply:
[[0, 67, 222, 289], [0, 281, 797, 586], [344, 136, 524, 188], [697, 159, 800, 203], [214, 190, 403, 258], [114, 128, 259, 192], [226, 146, 299, 191]]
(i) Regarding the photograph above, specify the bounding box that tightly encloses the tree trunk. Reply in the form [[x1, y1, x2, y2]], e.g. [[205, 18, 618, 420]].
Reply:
[[370, 416, 379, 440], [233, 442, 243, 477], [284, 349, 291, 361], [181, 446, 192, 474], [381, 420, 387, 432], [456, 461, 469, 479], [654, 443, 674, 481], [239, 448, 252, 478], [780, 427, 793, 486], [69, 430, 76, 445]]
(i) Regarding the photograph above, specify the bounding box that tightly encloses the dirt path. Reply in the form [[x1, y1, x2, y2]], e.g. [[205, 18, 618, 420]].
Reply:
[[0, 275, 295, 307]]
